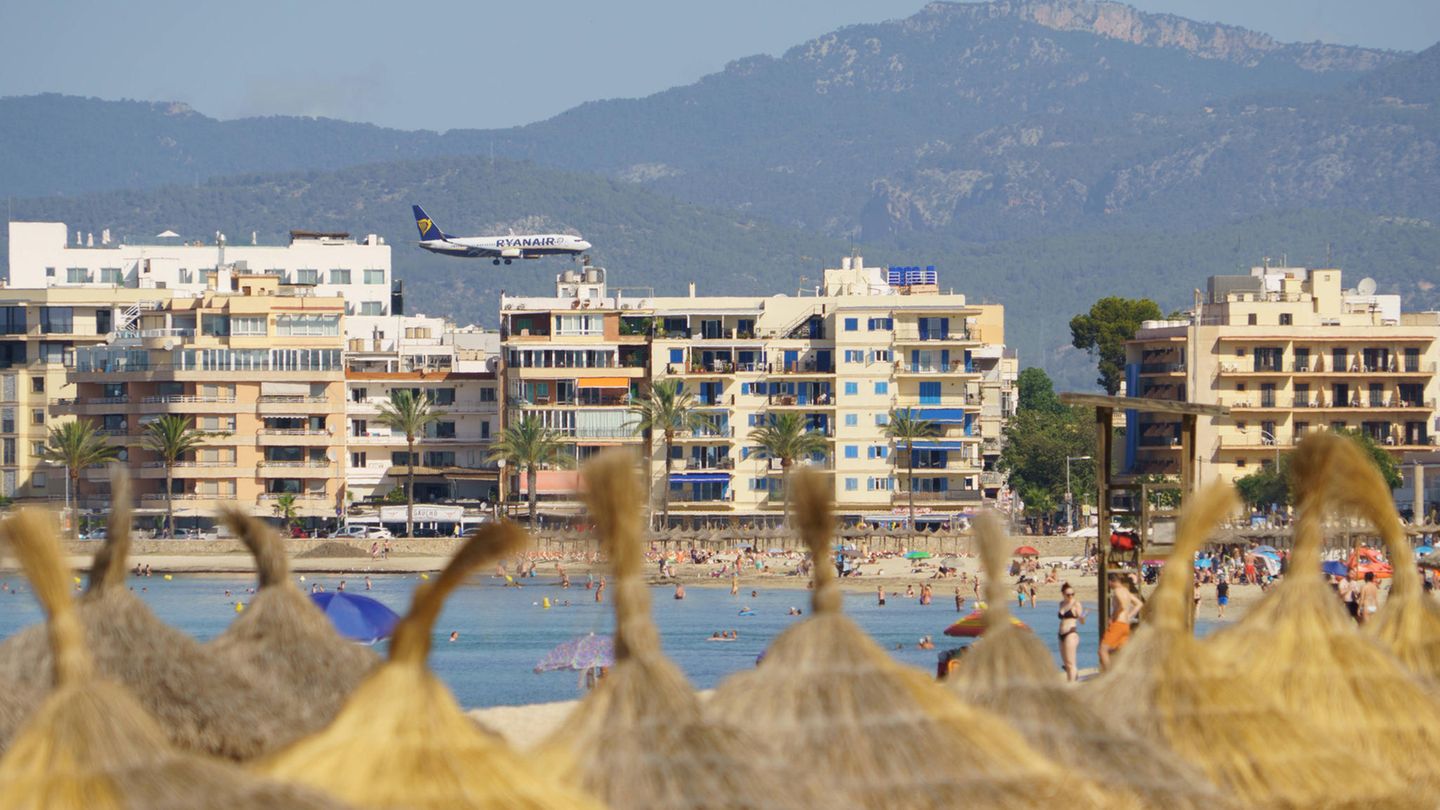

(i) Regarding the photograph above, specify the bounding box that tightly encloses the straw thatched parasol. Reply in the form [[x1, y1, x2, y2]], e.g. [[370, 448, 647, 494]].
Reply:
[[1308, 435, 1440, 681], [256, 521, 606, 810], [1082, 482, 1410, 805], [948, 512, 1224, 809], [206, 508, 379, 743], [1205, 433, 1440, 791], [707, 468, 1117, 810], [533, 450, 827, 809], [0, 470, 293, 760], [0, 509, 352, 810]]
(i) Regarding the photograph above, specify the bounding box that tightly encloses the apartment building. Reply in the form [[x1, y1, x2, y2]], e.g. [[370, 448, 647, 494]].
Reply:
[[0, 287, 174, 501], [8, 221, 397, 326], [1127, 266, 1440, 482], [65, 276, 348, 520], [345, 314, 501, 508], [499, 259, 1016, 524]]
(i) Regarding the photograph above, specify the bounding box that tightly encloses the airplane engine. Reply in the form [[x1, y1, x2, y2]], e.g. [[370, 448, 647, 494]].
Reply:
[[500, 247, 522, 258]]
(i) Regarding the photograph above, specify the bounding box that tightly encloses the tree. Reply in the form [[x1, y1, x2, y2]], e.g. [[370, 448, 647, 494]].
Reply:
[[1234, 455, 1293, 510], [996, 405, 1095, 529], [883, 409, 940, 530], [1016, 366, 1063, 414], [40, 419, 120, 538], [272, 493, 300, 531], [488, 415, 572, 524], [375, 389, 445, 538], [1339, 429, 1402, 490], [142, 414, 207, 539], [748, 412, 830, 525], [1069, 297, 1163, 395], [629, 379, 709, 528]]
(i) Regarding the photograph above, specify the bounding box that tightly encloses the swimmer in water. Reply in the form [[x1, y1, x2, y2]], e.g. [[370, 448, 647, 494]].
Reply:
[[448, 631, 459, 643]]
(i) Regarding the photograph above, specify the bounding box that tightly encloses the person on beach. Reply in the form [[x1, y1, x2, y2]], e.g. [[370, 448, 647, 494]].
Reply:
[[730, 574, 739, 596], [370, 542, 379, 559], [595, 577, 606, 604], [448, 631, 458, 643], [1339, 574, 1358, 621], [1027, 582, 1037, 608], [919, 583, 932, 605], [954, 588, 964, 612], [364, 576, 372, 591], [1016, 582, 1027, 608], [877, 585, 886, 607], [1057, 582, 1084, 682], [674, 583, 686, 600], [1099, 573, 1142, 671], [1358, 572, 1380, 625], [905, 584, 915, 598], [1216, 577, 1230, 619], [337, 580, 346, 592]]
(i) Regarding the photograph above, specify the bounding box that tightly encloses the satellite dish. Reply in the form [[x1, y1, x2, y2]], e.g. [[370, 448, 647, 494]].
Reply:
[[1356, 277, 1377, 296]]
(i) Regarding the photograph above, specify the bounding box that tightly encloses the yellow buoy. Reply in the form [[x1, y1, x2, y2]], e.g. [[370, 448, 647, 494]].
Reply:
[[163, 574, 173, 581], [420, 573, 430, 581], [235, 601, 245, 613], [72, 576, 81, 585], [542, 597, 551, 609]]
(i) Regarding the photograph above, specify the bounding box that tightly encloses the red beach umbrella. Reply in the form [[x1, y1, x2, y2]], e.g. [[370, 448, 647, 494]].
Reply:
[[1013, 546, 1039, 558]]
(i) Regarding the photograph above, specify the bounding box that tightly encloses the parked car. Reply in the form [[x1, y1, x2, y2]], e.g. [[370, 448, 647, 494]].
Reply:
[[329, 525, 392, 540], [79, 528, 108, 541], [172, 528, 212, 540]]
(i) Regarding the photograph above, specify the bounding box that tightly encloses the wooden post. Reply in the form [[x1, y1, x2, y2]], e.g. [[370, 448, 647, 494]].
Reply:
[[1181, 413, 1198, 495], [1095, 406, 1113, 646]]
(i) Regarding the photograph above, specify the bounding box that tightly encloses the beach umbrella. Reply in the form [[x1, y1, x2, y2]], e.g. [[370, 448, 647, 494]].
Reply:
[[206, 509, 379, 747], [533, 451, 828, 810], [1012, 545, 1039, 557], [948, 512, 1225, 809], [1082, 482, 1410, 805], [0, 509, 349, 810], [0, 470, 292, 760], [309, 592, 401, 644], [1206, 434, 1440, 792], [533, 633, 614, 674], [942, 609, 1027, 638], [1415, 545, 1435, 556], [904, 550, 931, 559], [1321, 559, 1349, 577], [707, 469, 1116, 810], [256, 521, 604, 810]]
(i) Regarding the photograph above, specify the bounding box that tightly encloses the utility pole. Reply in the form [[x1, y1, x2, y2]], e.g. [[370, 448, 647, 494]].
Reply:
[[1066, 455, 1092, 529]]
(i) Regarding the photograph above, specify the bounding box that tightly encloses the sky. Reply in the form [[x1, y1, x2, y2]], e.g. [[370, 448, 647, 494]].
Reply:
[[1, 0, 1437, 132]]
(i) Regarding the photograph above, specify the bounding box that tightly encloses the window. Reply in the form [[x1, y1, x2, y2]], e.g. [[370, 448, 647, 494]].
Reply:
[[363, 269, 386, 284], [868, 318, 893, 331], [845, 478, 858, 491], [1279, 313, 1293, 326], [40, 307, 73, 334], [294, 269, 320, 285], [872, 349, 892, 363], [874, 382, 888, 395], [844, 382, 858, 396], [100, 268, 122, 284], [30, 409, 43, 426], [844, 350, 864, 363], [30, 377, 44, 394], [0, 307, 25, 334], [875, 413, 889, 426], [32, 471, 46, 488], [480, 387, 496, 402], [919, 381, 941, 404], [65, 268, 90, 283], [95, 309, 111, 334], [231, 316, 267, 336], [44, 267, 55, 279], [845, 414, 858, 427], [481, 421, 490, 439], [868, 446, 889, 459], [31, 441, 44, 457], [201, 314, 230, 336], [844, 446, 859, 459], [38, 343, 71, 365], [392, 451, 417, 466], [2, 438, 13, 464], [844, 318, 858, 332], [329, 269, 351, 285], [178, 268, 193, 284], [360, 302, 385, 316], [750, 477, 769, 491], [276, 314, 340, 336], [0, 410, 12, 432], [669, 348, 684, 365]]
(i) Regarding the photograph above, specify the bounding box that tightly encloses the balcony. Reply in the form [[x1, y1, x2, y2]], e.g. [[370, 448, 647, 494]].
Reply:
[[892, 328, 974, 343], [892, 490, 983, 504], [674, 427, 735, 441], [1137, 363, 1186, 375], [893, 361, 976, 376]]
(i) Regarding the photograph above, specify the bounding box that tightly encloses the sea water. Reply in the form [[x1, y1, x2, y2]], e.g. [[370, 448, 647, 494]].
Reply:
[[0, 573, 1194, 708]]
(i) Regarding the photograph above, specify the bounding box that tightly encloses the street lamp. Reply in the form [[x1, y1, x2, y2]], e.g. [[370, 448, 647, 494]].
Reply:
[[1259, 430, 1281, 468], [1065, 455, 1092, 529]]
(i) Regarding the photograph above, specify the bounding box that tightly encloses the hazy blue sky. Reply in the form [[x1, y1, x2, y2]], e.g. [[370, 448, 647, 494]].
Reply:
[[2, 0, 1436, 132]]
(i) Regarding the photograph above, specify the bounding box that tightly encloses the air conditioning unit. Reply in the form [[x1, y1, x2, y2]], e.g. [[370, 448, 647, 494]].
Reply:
[[769, 458, 784, 471]]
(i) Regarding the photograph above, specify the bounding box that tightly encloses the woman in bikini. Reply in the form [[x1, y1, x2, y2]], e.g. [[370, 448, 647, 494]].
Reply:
[[1057, 582, 1085, 682]]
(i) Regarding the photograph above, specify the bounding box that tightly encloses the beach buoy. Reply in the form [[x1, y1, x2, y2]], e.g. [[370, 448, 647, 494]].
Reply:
[[299, 575, 306, 582], [235, 601, 245, 613], [542, 597, 551, 609], [72, 576, 81, 585], [163, 574, 173, 581], [420, 573, 430, 581]]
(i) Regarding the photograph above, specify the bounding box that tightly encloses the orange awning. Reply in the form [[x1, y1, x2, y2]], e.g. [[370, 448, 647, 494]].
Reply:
[[576, 377, 628, 388]]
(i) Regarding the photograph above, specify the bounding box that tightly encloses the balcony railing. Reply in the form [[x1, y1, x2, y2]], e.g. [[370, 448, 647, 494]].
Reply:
[[258, 395, 329, 403], [892, 329, 974, 342], [141, 396, 237, 404], [895, 361, 975, 375], [257, 460, 332, 468], [894, 490, 983, 502], [257, 428, 331, 436]]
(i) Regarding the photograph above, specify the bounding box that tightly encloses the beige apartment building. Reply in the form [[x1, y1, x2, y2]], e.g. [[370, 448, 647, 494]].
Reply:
[[1129, 266, 1440, 483], [65, 275, 348, 520], [499, 259, 1016, 525]]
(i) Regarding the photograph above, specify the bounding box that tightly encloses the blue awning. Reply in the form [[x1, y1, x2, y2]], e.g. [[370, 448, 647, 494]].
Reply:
[[669, 472, 731, 483], [901, 441, 966, 450], [908, 408, 968, 423]]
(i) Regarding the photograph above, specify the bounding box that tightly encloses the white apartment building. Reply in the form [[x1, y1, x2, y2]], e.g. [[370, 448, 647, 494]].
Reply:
[[7, 221, 396, 325], [499, 259, 1016, 526]]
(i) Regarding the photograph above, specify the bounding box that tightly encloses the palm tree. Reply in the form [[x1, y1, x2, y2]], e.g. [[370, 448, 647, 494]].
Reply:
[[487, 415, 571, 525], [142, 414, 207, 539], [884, 409, 940, 530], [375, 389, 445, 538], [748, 412, 830, 525], [40, 418, 120, 538], [272, 493, 300, 533], [629, 379, 710, 528]]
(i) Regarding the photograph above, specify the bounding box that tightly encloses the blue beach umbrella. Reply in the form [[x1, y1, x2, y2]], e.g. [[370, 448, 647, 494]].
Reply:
[[1321, 560, 1349, 577], [1416, 546, 1434, 556], [309, 592, 401, 644]]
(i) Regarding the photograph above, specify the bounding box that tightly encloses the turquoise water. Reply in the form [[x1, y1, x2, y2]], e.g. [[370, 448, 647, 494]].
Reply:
[[0, 573, 1134, 707]]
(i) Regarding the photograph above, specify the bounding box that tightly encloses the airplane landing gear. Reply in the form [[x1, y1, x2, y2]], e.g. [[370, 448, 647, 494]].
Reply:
[[492, 259, 501, 265], [503, 258, 513, 265]]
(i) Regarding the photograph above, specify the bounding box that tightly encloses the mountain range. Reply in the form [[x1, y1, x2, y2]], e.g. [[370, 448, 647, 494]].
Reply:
[[3, 0, 1438, 389]]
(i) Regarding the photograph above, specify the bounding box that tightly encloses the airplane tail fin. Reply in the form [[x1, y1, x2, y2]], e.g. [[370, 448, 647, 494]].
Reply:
[[412, 205, 447, 241]]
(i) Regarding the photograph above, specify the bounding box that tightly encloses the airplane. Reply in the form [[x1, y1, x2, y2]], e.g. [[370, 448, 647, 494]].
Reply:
[[412, 205, 591, 264]]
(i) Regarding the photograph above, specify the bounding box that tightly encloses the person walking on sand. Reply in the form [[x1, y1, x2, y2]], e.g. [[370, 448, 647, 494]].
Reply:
[[1358, 571, 1380, 625], [1057, 582, 1085, 682], [1215, 576, 1230, 619], [1099, 573, 1142, 671]]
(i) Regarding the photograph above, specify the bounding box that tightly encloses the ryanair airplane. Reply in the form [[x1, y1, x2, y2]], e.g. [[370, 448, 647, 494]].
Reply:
[[412, 205, 591, 264]]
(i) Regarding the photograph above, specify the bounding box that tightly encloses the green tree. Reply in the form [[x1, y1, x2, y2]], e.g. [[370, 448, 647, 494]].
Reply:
[[997, 405, 1095, 528], [629, 379, 709, 528], [883, 409, 940, 530], [272, 493, 300, 531], [1069, 297, 1164, 395], [375, 389, 445, 537], [141, 415, 207, 539], [40, 418, 120, 538], [1339, 429, 1402, 490], [1016, 366, 1063, 414], [488, 415, 572, 524], [748, 412, 830, 526], [1235, 457, 1292, 511]]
